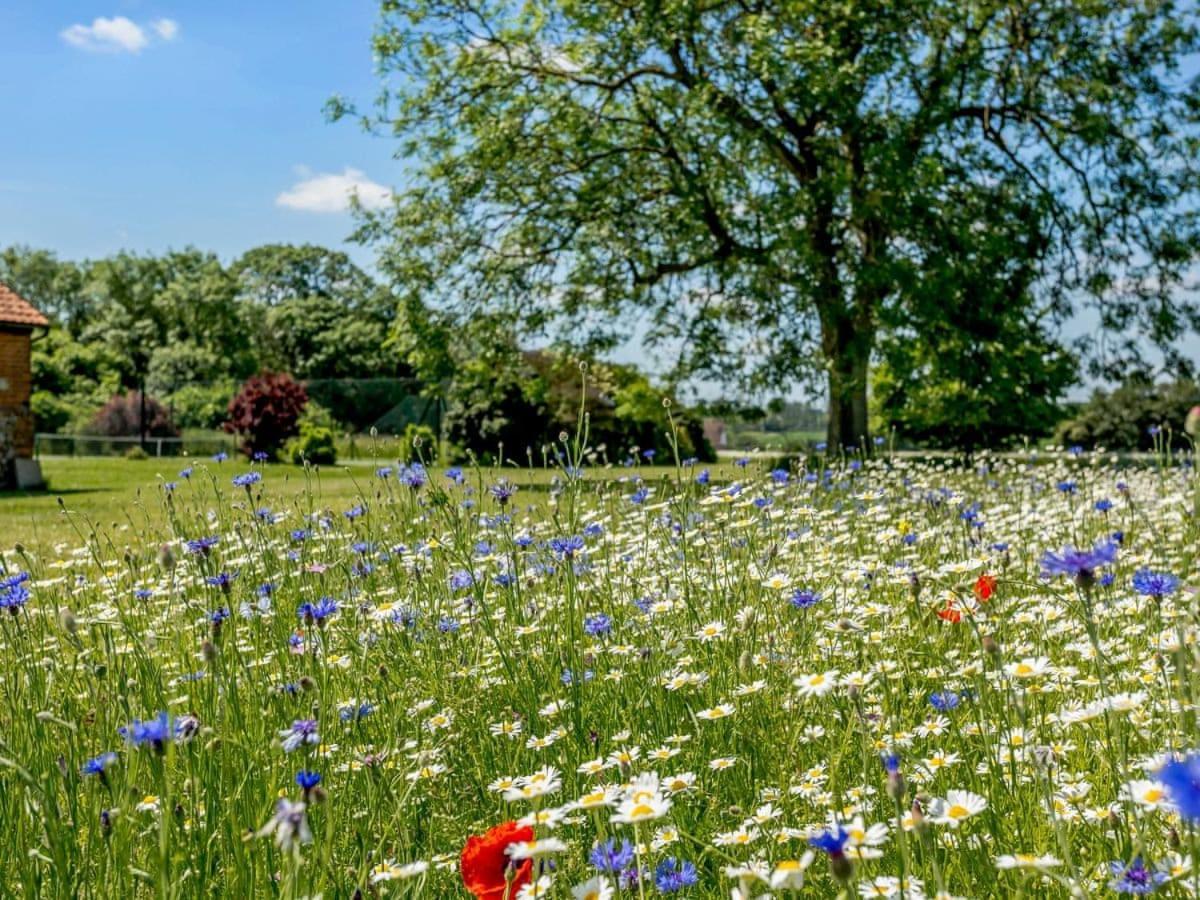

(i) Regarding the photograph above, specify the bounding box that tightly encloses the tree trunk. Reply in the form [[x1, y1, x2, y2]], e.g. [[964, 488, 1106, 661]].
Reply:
[[823, 316, 871, 451]]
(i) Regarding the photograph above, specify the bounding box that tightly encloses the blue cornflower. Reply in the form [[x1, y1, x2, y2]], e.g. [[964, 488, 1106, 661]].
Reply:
[[0, 570, 29, 590], [449, 570, 475, 590], [280, 719, 319, 752], [295, 770, 321, 790], [789, 589, 820, 609], [695, 469, 710, 485], [654, 858, 699, 892], [258, 583, 276, 597], [134, 588, 153, 601], [1108, 857, 1168, 895], [400, 463, 427, 488], [770, 468, 790, 484], [208, 607, 231, 625], [549, 535, 586, 559], [1056, 480, 1077, 494], [82, 752, 118, 778], [339, 702, 374, 722], [630, 487, 650, 504], [205, 571, 238, 591], [437, 616, 460, 634], [590, 838, 635, 872], [881, 753, 901, 774], [290, 529, 311, 542], [735, 456, 750, 468], [1095, 498, 1113, 512], [186, 535, 219, 556], [179, 466, 193, 479], [583, 613, 612, 637], [255, 507, 273, 521], [1039, 540, 1118, 581], [489, 480, 518, 505], [929, 690, 961, 711], [212, 451, 228, 462], [0, 583, 30, 615], [232, 472, 262, 488], [444, 466, 464, 484], [808, 824, 851, 856], [1132, 568, 1180, 598], [119, 712, 175, 752], [1159, 753, 1200, 820], [252, 451, 269, 462], [298, 597, 338, 625], [375, 466, 393, 479], [344, 504, 366, 520], [389, 606, 419, 629]]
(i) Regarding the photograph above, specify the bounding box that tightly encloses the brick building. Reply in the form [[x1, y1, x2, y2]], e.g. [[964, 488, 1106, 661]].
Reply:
[[0, 283, 49, 488]]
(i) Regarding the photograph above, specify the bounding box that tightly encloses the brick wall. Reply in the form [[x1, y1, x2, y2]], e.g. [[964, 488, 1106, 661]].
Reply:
[[0, 328, 34, 459]]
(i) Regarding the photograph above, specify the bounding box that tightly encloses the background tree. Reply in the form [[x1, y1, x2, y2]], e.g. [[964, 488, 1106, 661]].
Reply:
[[233, 243, 377, 308], [344, 0, 1200, 447], [1055, 378, 1200, 451], [0, 246, 86, 332], [872, 181, 1077, 450]]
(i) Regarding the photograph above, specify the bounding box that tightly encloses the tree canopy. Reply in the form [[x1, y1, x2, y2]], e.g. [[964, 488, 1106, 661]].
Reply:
[[344, 0, 1200, 447]]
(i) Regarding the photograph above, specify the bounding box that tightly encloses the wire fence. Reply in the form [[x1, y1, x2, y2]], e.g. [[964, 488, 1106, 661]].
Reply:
[[34, 433, 239, 458]]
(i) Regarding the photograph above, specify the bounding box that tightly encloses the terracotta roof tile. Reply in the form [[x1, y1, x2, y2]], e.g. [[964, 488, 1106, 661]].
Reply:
[[0, 283, 49, 328]]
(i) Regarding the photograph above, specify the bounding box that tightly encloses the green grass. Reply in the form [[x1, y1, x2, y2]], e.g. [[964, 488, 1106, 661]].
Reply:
[[0, 456, 743, 556]]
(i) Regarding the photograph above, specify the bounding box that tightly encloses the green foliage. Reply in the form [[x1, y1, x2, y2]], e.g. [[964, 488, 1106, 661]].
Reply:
[[4, 243, 421, 436], [348, 0, 1200, 446], [0, 245, 85, 330], [1055, 378, 1200, 451], [29, 391, 89, 434], [873, 265, 1078, 451], [166, 382, 237, 431], [435, 336, 714, 463], [398, 423, 437, 464], [286, 425, 338, 466], [123, 445, 149, 460], [258, 296, 396, 380]]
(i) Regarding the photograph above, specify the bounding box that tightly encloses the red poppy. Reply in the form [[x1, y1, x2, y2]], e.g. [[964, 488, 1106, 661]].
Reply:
[[936, 602, 962, 624], [461, 821, 534, 899], [973, 574, 997, 602]]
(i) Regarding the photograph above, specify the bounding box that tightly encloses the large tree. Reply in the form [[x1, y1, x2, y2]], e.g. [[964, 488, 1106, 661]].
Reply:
[[343, 0, 1200, 447]]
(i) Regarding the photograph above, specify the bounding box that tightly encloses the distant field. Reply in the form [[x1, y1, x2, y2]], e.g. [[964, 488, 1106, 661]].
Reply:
[[0, 455, 745, 556]]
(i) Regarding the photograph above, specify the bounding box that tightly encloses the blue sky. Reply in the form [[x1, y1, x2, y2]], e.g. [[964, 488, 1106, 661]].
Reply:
[[0, 1, 392, 266]]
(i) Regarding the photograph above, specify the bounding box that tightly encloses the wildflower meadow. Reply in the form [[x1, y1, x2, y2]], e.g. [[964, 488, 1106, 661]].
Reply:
[[3, 443, 1200, 900]]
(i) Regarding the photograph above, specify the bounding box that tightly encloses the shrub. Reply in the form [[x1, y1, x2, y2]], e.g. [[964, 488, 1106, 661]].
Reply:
[[286, 425, 338, 466], [31, 391, 90, 434], [87, 392, 179, 438], [124, 446, 149, 460], [399, 423, 437, 463], [224, 372, 308, 459], [1054, 378, 1200, 450], [167, 382, 237, 430]]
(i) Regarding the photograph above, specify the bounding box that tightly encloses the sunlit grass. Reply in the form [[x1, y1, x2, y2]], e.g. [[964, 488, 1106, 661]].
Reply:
[[0, 446, 1198, 898]]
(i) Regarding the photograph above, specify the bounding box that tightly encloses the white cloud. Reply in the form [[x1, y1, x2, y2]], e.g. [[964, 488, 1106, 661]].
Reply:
[[61, 16, 179, 53], [152, 19, 180, 41], [275, 168, 392, 214]]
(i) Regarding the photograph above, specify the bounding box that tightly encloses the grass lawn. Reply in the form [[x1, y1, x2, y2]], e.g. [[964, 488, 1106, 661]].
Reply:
[[0, 455, 746, 556]]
